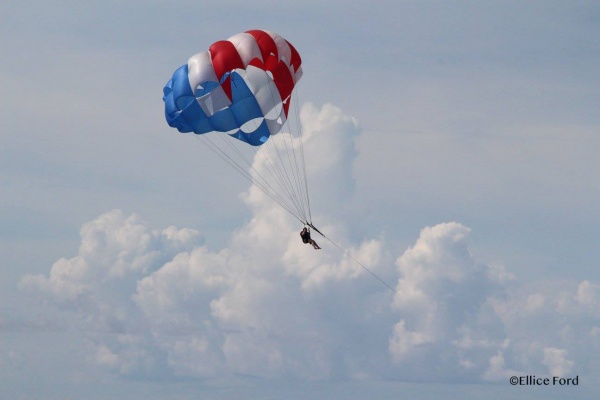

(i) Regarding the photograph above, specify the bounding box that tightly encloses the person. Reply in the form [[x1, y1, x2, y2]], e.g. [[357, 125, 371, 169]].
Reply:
[[300, 227, 321, 249]]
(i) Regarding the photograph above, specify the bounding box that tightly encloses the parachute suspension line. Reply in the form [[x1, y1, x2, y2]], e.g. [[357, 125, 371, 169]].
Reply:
[[198, 135, 304, 225], [288, 88, 312, 225], [194, 134, 305, 225], [262, 77, 312, 226], [255, 82, 306, 221], [212, 133, 301, 217], [162, 30, 310, 224], [265, 143, 306, 222], [292, 88, 313, 225], [262, 142, 307, 222], [193, 135, 285, 212], [239, 76, 312, 225], [189, 68, 312, 226], [263, 131, 307, 222], [251, 123, 308, 221], [309, 224, 400, 296], [281, 110, 309, 222], [222, 76, 309, 222], [253, 135, 307, 222]]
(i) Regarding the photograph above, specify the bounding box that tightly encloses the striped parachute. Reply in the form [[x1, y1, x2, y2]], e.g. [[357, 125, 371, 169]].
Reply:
[[163, 30, 302, 146], [163, 30, 312, 224]]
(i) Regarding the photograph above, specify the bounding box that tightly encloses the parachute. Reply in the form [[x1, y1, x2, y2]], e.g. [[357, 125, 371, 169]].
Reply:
[[163, 30, 312, 224], [162, 31, 402, 295]]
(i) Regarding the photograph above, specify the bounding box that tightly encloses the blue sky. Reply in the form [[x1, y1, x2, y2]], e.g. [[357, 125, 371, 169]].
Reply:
[[2, 1, 600, 399]]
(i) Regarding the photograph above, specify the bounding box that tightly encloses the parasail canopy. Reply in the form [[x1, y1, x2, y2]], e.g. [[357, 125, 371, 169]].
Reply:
[[163, 30, 303, 146], [163, 30, 312, 224]]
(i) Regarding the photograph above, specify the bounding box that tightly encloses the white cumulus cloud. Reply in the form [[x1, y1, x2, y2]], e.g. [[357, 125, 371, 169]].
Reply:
[[542, 347, 574, 377], [19, 104, 600, 386], [389, 222, 507, 380]]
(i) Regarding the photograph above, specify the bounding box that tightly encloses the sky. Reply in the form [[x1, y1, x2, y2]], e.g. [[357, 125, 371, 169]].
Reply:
[[2, 0, 600, 399]]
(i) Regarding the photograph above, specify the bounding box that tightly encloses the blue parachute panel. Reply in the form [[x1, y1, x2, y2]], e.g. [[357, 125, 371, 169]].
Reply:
[[229, 72, 262, 116], [163, 65, 272, 146], [194, 81, 220, 97], [226, 72, 271, 145], [229, 119, 271, 146], [163, 65, 207, 133], [209, 108, 238, 132]]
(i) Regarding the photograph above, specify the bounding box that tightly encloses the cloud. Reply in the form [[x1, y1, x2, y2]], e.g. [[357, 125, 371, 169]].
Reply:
[[241, 101, 360, 225], [491, 278, 600, 381], [19, 210, 203, 330], [542, 347, 574, 377], [576, 280, 600, 308], [389, 222, 508, 380], [19, 104, 600, 387], [481, 351, 521, 381]]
